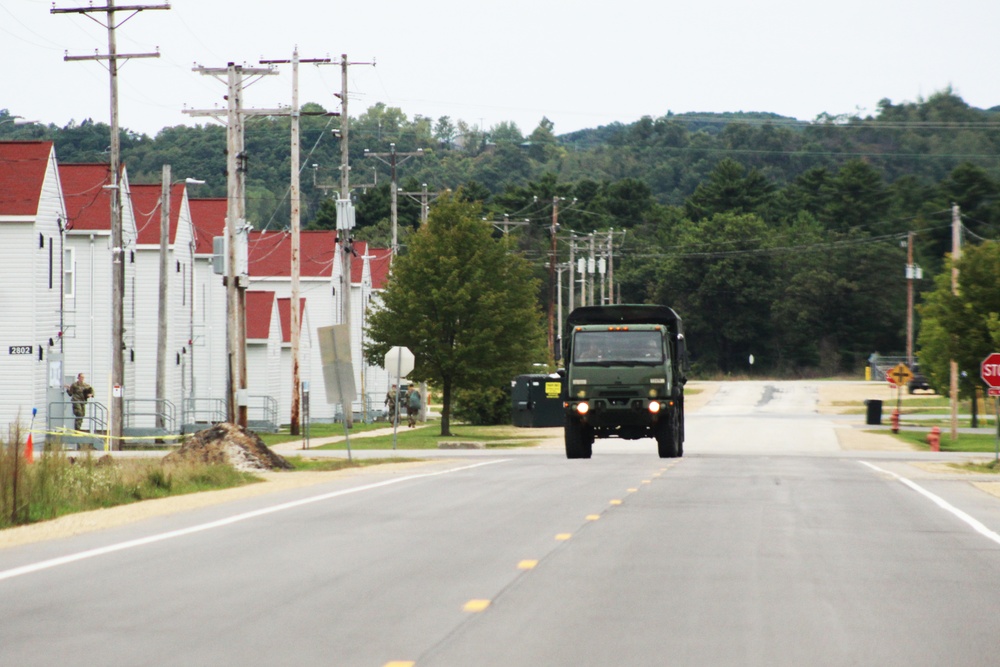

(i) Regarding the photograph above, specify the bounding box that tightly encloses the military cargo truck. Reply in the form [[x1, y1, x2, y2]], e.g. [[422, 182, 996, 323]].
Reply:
[[562, 305, 688, 459]]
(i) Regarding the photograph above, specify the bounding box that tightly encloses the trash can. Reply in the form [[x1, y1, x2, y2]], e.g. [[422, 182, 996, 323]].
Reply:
[[511, 373, 564, 427], [865, 399, 883, 425]]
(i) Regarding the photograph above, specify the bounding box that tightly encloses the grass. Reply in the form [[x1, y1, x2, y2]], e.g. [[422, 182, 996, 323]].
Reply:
[[890, 428, 1000, 454], [0, 427, 426, 529], [312, 422, 552, 450], [0, 447, 261, 529], [258, 420, 392, 447], [949, 459, 1000, 474], [284, 456, 423, 472]]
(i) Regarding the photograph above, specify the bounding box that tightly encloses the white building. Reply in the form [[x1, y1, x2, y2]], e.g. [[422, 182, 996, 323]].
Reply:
[[188, 198, 228, 421], [247, 230, 393, 422], [0, 141, 66, 436], [59, 162, 139, 424], [128, 181, 195, 430]]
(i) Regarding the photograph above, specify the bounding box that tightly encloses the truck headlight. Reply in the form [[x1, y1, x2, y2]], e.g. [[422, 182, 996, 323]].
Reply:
[[575, 402, 589, 415], [648, 401, 661, 414]]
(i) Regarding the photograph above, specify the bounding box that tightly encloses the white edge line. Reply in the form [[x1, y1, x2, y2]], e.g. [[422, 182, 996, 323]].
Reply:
[[0, 459, 510, 583], [859, 460, 1000, 547]]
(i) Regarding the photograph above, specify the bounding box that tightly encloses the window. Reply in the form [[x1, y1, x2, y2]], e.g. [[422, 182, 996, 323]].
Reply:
[[573, 330, 665, 365], [64, 248, 75, 298]]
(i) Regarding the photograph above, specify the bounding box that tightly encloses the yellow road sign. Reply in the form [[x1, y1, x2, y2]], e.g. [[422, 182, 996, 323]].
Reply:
[[888, 363, 913, 387]]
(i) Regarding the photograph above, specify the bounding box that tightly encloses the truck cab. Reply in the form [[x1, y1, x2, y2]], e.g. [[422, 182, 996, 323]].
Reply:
[[563, 305, 688, 459]]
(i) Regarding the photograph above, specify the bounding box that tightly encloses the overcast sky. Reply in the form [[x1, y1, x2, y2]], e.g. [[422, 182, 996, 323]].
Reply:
[[3, 0, 998, 138]]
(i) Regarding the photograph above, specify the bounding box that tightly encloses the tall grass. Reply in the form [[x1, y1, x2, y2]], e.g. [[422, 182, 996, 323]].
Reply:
[[1, 431, 261, 529]]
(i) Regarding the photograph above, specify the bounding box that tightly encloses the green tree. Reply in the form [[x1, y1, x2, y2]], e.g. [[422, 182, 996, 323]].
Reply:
[[917, 241, 1000, 397], [364, 194, 547, 435], [684, 158, 774, 221], [651, 212, 777, 372]]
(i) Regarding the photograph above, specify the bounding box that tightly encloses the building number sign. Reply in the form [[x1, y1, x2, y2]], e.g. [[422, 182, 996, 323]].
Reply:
[[8, 345, 33, 355]]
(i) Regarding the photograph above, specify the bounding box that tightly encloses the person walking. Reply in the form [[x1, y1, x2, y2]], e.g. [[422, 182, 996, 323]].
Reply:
[[384, 383, 398, 425], [406, 385, 422, 428], [66, 373, 94, 431]]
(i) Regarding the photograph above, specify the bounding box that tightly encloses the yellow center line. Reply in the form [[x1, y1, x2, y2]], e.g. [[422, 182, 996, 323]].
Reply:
[[463, 599, 491, 612], [641, 480, 651, 484], [384, 662, 415, 667], [610, 499, 623, 505], [627, 488, 638, 493], [518, 560, 538, 570], [586, 514, 600, 521], [555, 533, 572, 541]]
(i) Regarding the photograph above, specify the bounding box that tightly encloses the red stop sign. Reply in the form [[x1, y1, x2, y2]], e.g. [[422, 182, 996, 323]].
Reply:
[[982, 353, 1000, 388]]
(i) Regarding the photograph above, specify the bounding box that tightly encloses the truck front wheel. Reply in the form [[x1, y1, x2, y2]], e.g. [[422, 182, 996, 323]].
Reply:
[[656, 409, 681, 458], [565, 418, 593, 459]]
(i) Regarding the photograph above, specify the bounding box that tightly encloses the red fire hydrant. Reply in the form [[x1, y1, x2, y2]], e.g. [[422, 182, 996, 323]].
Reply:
[[891, 409, 900, 434], [927, 426, 941, 452]]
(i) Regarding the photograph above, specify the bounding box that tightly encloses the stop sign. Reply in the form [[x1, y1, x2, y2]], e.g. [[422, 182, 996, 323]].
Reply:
[[981, 352, 1000, 388]]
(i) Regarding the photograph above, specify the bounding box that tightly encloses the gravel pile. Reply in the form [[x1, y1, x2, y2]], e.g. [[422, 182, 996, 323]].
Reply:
[[163, 423, 293, 472]]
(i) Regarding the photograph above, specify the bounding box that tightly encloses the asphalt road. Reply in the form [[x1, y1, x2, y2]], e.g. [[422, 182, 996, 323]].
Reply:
[[3, 381, 1000, 666]]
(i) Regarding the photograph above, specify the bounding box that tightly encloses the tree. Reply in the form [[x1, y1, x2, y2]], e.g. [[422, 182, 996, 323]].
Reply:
[[364, 194, 547, 435], [651, 212, 777, 373], [684, 158, 774, 222], [917, 241, 1000, 397]]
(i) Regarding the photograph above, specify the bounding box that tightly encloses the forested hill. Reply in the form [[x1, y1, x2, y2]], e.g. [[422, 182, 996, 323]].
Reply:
[[4, 88, 1000, 375]]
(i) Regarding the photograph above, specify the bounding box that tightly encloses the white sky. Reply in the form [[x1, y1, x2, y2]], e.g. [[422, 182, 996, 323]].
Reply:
[[3, 0, 999, 137]]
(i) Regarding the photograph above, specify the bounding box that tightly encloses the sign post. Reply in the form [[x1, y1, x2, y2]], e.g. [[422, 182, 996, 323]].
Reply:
[[887, 363, 913, 431], [981, 353, 1000, 462], [384, 346, 414, 451]]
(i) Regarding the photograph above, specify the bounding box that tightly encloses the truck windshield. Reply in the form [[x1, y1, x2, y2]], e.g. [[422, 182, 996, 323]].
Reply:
[[573, 330, 664, 365]]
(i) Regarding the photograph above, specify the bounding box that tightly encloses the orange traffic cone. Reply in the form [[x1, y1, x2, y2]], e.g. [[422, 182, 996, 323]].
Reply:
[[24, 432, 33, 463]]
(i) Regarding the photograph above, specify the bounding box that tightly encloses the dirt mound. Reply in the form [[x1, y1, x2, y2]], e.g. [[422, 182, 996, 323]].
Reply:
[[163, 423, 293, 472]]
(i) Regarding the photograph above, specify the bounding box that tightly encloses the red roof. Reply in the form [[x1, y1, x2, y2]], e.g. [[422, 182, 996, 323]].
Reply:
[[368, 246, 393, 289], [59, 163, 113, 231], [130, 182, 185, 245], [246, 291, 276, 340], [277, 297, 307, 344], [248, 230, 338, 278], [0, 141, 54, 217], [189, 198, 227, 255]]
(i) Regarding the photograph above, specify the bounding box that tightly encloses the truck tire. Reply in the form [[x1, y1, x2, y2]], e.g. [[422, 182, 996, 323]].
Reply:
[[565, 418, 593, 459], [656, 409, 681, 458]]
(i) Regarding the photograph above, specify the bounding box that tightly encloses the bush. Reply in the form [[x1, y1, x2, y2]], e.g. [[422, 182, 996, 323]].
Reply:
[[453, 384, 512, 425]]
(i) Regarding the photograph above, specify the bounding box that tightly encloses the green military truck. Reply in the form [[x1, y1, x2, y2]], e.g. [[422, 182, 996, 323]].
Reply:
[[562, 304, 688, 459]]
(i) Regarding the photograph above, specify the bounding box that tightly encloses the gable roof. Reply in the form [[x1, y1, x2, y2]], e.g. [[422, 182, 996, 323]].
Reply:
[[368, 247, 393, 289], [246, 291, 276, 340], [59, 163, 113, 231], [129, 182, 185, 245], [0, 141, 54, 217], [276, 297, 307, 344], [248, 230, 338, 278], [189, 198, 227, 255]]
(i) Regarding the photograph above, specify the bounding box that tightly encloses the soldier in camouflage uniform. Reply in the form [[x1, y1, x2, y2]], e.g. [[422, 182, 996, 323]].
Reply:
[[66, 373, 94, 431], [384, 384, 398, 425]]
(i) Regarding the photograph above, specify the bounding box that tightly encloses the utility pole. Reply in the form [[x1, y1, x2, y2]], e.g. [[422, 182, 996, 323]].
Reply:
[[548, 197, 560, 356], [906, 230, 915, 366], [589, 233, 596, 306], [156, 164, 171, 430], [260, 50, 335, 436], [568, 237, 576, 313], [364, 143, 423, 256], [334, 54, 374, 428], [401, 184, 440, 227], [606, 229, 615, 306], [950, 204, 962, 441], [186, 63, 276, 427], [53, 0, 168, 450]]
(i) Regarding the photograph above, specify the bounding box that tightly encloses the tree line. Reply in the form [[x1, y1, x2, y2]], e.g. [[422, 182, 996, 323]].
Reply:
[[4, 88, 1000, 381]]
